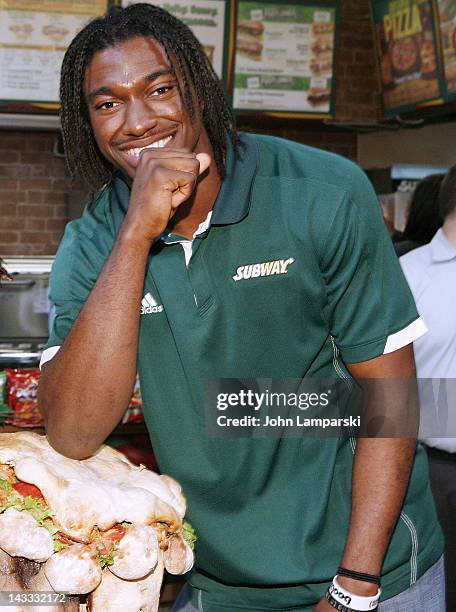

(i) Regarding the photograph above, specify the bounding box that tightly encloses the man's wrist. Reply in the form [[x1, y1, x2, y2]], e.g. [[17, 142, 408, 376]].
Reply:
[[117, 222, 156, 250], [336, 576, 379, 597]]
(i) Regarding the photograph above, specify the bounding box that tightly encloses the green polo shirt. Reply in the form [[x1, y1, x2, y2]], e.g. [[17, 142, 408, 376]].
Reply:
[[46, 133, 443, 611]]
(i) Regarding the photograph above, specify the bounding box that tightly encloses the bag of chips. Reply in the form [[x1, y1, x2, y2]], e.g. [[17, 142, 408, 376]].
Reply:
[[5, 369, 44, 428], [0, 371, 10, 424], [121, 375, 145, 424]]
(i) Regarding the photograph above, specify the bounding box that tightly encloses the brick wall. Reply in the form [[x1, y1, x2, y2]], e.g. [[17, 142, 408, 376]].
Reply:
[[238, 118, 359, 161], [0, 131, 74, 256], [335, 0, 382, 123], [0, 0, 381, 257]]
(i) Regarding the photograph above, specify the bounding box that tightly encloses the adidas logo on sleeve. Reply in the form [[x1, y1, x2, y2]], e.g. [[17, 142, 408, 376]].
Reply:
[[140, 292, 164, 315]]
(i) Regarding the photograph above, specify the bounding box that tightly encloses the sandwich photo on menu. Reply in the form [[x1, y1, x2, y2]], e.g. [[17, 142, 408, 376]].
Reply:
[[310, 20, 334, 77], [237, 20, 264, 61], [0, 432, 196, 611], [307, 86, 331, 107]]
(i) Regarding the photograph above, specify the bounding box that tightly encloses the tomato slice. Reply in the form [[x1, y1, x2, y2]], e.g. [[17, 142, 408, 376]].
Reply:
[[56, 533, 75, 546], [12, 482, 45, 501], [105, 524, 127, 542]]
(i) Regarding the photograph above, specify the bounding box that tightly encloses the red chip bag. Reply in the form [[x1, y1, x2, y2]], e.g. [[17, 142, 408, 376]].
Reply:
[[5, 369, 43, 427]]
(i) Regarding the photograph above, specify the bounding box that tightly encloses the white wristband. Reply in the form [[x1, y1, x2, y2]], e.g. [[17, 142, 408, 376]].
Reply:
[[328, 576, 381, 611]]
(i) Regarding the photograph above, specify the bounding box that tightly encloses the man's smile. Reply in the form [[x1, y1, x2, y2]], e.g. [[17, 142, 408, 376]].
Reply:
[[123, 134, 174, 158]]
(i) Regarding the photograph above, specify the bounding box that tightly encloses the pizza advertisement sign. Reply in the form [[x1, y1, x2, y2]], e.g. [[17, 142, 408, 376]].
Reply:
[[373, 0, 442, 114], [232, 0, 340, 118], [436, 0, 456, 95]]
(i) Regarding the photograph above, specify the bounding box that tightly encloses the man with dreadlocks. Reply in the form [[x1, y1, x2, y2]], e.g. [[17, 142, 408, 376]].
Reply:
[[38, 4, 445, 612]]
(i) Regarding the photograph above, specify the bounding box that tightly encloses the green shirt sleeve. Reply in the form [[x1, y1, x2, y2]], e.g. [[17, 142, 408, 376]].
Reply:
[[319, 167, 420, 363], [46, 191, 114, 351]]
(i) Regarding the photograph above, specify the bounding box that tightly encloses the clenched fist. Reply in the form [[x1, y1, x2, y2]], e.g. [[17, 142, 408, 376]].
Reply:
[[122, 148, 211, 243]]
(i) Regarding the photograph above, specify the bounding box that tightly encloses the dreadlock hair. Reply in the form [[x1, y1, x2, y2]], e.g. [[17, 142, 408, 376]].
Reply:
[[60, 3, 240, 189]]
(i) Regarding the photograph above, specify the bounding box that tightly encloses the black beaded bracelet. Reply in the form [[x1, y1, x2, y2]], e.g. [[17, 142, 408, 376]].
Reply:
[[325, 590, 355, 612], [337, 566, 381, 586]]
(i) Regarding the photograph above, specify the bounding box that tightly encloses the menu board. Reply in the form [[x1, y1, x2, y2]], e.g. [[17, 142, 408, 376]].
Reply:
[[0, 0, 108, 107], [121, 0, 229, 80], [373, 0, 441, 114], [436, 0, 456, 95], [232, 1, 339, 116]]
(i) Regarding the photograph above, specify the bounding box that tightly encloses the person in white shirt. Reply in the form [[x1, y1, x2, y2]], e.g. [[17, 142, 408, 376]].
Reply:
[[400, 165, 456, 611]]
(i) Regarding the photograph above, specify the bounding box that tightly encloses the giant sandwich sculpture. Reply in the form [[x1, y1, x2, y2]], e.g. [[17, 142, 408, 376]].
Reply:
[[0, 432, 195, 611]]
